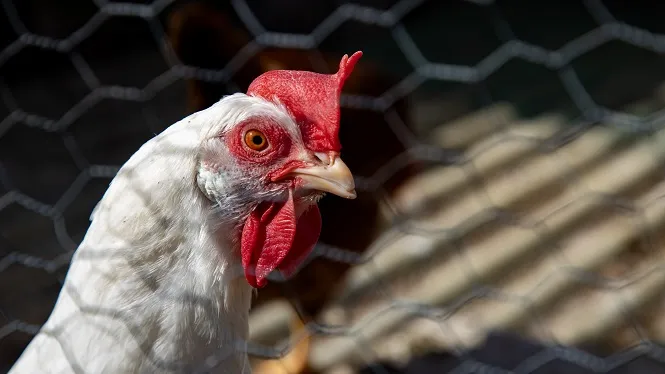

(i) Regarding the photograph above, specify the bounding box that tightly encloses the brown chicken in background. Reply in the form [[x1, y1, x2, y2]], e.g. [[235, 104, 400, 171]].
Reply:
[[167, 2, 421, 372]]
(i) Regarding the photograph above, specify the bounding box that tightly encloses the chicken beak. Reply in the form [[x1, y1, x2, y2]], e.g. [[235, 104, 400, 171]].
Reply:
[[290, 156, 357, 199]]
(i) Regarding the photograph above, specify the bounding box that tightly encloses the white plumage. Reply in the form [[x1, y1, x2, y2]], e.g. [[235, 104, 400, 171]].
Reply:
[[9, 94, 298, 374]]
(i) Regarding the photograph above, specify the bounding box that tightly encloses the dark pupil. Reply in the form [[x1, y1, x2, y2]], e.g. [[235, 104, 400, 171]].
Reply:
[[252, 135, 263, 145]]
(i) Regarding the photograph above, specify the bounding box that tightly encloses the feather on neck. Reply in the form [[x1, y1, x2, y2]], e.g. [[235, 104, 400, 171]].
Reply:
[[11, 100, 255, 374]]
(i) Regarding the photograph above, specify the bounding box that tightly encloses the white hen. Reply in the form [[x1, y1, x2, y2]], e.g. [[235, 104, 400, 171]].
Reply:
[[9, 51, 362, 374]]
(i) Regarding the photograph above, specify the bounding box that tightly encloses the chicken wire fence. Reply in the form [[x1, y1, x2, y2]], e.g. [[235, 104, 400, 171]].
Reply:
[[2, 0, 665, 373]]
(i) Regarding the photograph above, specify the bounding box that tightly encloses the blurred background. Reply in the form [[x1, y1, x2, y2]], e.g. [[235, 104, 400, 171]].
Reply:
[[2, 0, 665, 373]]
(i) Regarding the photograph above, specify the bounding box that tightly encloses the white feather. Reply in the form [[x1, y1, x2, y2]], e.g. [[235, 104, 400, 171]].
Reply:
[[9, 93, 296, 374]]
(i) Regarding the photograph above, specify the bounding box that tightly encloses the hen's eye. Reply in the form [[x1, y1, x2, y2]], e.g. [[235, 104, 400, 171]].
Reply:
[[244, 129, 268, 151]]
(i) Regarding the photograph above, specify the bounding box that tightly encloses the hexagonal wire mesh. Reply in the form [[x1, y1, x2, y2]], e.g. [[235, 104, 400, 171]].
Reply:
[[2, 0, 665, 373]]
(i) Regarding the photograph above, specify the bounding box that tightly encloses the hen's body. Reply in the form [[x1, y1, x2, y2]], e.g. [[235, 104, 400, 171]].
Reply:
[[10, 98, 260, 374]]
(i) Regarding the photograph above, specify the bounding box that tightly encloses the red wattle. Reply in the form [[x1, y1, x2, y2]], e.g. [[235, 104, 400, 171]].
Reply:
[[278, 204, 321, 277], [240, 190, 322, 288]]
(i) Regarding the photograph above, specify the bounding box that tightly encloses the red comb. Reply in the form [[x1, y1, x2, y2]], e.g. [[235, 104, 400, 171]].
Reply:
[[246, 51, 363, 152]]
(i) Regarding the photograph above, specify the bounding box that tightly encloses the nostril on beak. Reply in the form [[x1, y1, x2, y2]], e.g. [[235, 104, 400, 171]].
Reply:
[[314, 152, 333, 166]]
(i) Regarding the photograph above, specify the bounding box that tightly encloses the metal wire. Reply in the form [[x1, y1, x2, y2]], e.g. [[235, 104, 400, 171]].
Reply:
[[1, 0, 665, 373]]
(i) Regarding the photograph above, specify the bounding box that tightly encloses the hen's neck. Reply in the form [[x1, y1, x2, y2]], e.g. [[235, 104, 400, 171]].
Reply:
[[53, 168, 254, 373], [121, 198, 254, 372]]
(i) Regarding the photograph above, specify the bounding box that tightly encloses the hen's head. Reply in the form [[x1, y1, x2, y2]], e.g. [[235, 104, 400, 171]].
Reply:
[[196, 51, 362, 288]]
